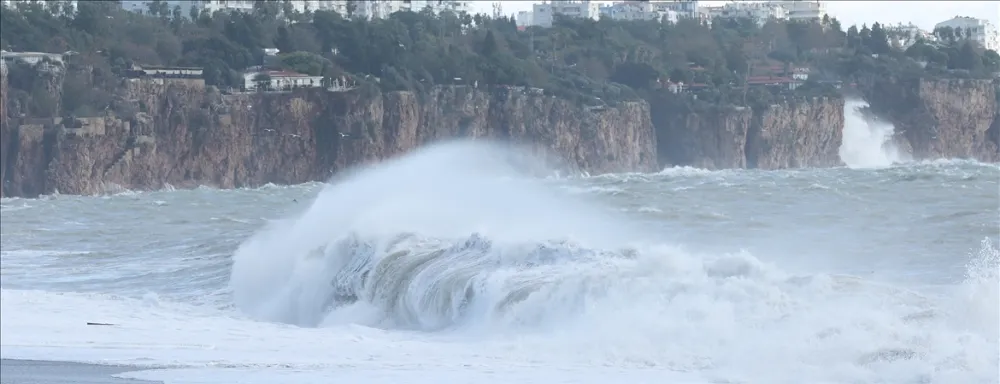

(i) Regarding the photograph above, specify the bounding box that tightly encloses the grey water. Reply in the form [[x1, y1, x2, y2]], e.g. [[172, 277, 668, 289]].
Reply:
[[1, 160, 996, 303]]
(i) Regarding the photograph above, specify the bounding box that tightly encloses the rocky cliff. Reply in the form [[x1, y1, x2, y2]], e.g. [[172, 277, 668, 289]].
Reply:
[[648, 94, 845, 170], [861, 78, 999, 162], [0, 63, 8, 197], [0, 79, 658, 197], [5, 65, 996, 198]]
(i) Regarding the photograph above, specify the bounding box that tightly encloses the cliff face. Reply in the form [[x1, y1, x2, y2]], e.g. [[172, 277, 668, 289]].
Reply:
[[0, 81, 658, 197], [862, 78, 999, 162], [649, 95, 844, 170], [0, 63, 7, 198]]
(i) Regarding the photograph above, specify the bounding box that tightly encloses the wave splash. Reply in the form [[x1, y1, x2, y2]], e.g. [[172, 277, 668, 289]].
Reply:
[[839, 98, 910, 168], [230, 141, 649, 329], [229, 141, 997, 380]]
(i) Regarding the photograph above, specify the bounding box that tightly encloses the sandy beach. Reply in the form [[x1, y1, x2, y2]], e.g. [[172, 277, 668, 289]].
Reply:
[[0, 360, 161, 384]]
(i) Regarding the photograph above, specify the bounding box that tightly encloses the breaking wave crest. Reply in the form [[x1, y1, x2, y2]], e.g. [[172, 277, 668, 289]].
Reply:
[[230, 141, 651, 330]]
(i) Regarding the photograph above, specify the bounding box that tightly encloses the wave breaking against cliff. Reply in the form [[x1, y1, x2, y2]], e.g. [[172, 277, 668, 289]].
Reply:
[[226, 141, 998, 381], [839, 98, 910, 168]]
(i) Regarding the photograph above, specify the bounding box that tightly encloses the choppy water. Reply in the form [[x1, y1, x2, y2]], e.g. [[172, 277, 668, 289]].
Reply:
[[1, 136, 999, 382]]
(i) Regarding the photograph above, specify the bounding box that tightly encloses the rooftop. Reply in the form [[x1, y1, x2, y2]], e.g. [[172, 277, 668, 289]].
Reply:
[[250, 70, 319, 78]]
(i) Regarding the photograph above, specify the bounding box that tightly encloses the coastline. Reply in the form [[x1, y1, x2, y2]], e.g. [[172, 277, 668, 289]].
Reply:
[[0, 359, 163, 384]]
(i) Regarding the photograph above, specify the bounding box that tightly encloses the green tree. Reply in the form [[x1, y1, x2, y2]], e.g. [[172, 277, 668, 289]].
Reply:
[[275, 26, 295, 53], [951, 41, 984, 72], [869, 22, 890, 54], [482, 30, 498, 57], [279, 51, 330, 76], [0, 1, 969, 118], [983, 50, 1000, 72]]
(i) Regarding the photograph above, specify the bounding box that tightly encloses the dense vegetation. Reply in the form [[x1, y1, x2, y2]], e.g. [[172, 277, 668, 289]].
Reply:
[[2, 0, 997, 118]]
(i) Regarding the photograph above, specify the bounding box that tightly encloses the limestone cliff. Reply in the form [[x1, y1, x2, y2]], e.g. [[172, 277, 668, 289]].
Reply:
[[649, 94, 844, 170], [0, 63, 8, 198], [0, 81, 658, 197], [861, 78, 999, 162]]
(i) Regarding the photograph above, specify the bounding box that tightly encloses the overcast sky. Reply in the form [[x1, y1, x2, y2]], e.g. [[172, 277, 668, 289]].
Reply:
[[474, 1, 1000, 31]]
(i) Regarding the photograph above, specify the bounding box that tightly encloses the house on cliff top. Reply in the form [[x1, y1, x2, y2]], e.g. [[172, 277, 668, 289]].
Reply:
[[242, 69, 324, 92], [125, 64, 205, 88], [1, 50, 69, 65]]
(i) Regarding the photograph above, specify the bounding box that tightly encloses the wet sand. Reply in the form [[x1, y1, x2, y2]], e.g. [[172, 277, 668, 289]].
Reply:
[[0, 359, 162, 384]]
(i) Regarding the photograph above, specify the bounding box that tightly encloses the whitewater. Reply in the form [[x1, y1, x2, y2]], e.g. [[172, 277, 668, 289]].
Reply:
[[1, 108, 998, 383]]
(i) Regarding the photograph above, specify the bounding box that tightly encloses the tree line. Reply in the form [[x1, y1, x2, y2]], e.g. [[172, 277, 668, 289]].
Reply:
[[1, 0, 997, 119]]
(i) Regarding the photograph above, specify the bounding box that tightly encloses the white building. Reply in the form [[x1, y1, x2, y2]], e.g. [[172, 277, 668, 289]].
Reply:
[[198, 0, 254, 13], [2, 0, 78, 14], [516, 10, 532, 26], [295, 0, 344, 14], [884, 22, 936, 50], [649, 0, 698, 19], [600, 1, 678, 24], [120, 0, 467, 19], [531, 1, 600, 28], [122, 0, 344, 17], [398, 0, 469, 14], [1, 50, 66, 65], [934, 16, 1000, 52], [702, 2, 788, 26], [243, 69, 323, 91], [122, 0, 258, 16], [121, 0, 198, 15], [772, 0, 826, 22]]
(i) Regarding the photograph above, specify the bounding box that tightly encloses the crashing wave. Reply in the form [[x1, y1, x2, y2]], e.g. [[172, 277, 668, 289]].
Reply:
[[227, 141, 998, 382], [238, 231, 641, 330]]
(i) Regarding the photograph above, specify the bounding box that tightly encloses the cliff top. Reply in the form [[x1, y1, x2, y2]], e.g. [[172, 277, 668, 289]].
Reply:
[[1, 2, 998, 119]]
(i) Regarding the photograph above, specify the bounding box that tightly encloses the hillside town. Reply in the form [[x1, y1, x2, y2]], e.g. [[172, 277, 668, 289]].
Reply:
[[515, 1, 998, 52], [1, 0, 997, 101], [2, 0, 997, 53], [2, 0, 997, 54]]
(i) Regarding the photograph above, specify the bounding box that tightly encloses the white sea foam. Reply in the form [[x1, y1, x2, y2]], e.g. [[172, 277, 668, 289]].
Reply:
[[2, 237, 996, 383]]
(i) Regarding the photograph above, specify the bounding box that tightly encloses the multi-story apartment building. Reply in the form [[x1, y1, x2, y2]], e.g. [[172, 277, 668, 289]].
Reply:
[[531, 1, 600, 28], [296, 0, 348, 14], [518, 0, 694, 28], [600, 1, 678, 24], [516, 10, 532, 27], [119, 0, 442, 19], [398, 0, 469, 14], [934, 16, 999, 52], [648, 0, 698, 19], [701, 2, 788, 26], [2, 0, 78, 14], [192, 0, 255, 14], [773, 0, 826, 21], [121, 0, 269, 16], [884, 22, 936, 50]]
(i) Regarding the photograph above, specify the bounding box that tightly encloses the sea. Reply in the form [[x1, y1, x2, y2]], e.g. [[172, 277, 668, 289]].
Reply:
[[1, 100, 998, 384]]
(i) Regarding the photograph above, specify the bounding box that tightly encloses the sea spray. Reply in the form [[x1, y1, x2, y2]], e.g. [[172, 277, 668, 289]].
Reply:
[[228, 141, 649, 327], [227, 141, 997, 382], [839, 98, 910, 168]]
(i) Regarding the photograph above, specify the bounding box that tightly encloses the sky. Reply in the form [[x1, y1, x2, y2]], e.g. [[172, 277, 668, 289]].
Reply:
[[473, 1, 1000, 31]]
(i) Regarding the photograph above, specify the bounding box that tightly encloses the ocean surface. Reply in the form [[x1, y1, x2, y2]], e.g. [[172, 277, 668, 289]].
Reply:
[[1, 102, 999, 384]]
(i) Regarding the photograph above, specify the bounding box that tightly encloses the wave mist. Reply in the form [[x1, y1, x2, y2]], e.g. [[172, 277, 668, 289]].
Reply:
[[228, 140, 996, 382], [839, 98, 910, 168]]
